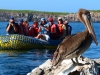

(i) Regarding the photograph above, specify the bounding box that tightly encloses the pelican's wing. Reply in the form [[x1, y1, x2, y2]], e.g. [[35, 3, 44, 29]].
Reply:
[[52, 31, 88, 66]]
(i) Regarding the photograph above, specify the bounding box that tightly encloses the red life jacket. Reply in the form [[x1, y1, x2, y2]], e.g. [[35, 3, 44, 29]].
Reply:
[[23, 26, 30, 36], [18, 25, 25, 35], [50, 24, 57, 33], [50, 24, 59, 39], [33, 27, 39, 37], [27, 25, 39, 37]]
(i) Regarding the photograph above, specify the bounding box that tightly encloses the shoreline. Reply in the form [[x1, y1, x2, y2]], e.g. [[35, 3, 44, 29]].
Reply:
[[0, 9, 100, 22]]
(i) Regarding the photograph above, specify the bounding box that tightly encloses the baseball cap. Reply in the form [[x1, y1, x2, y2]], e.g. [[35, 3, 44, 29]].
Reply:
[[10, 16, 14, 20], [41, 18, 45, 21], [49, 18, 53, 22], [19, 18, 23, 23]]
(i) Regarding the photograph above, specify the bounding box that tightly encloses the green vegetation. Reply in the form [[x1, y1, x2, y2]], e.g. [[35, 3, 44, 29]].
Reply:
[[0, 9, 69, 15], [0, 9, 100, 15], [90, 10, 100, 12]]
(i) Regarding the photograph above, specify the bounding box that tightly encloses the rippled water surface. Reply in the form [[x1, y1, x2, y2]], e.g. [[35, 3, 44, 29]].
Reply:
[[0, 22, 100, 75]]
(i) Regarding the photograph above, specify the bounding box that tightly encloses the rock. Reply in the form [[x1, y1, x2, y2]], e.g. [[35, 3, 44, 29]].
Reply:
[[27, 59, 52, 75], [27, 67, 43, 75], [27, 56, 100, 75], [0, 11, 100, 22], [39, 59, 52, 70]]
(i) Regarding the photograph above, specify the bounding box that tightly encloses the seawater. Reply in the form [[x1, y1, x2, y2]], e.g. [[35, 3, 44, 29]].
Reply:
[[0, 22, 100, 75]]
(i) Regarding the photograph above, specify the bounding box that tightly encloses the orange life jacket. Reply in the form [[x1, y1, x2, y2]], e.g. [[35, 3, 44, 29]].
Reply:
[[58, 24, 63, 36]]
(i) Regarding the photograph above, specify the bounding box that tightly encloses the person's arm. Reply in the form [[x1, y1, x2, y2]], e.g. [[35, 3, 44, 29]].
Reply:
[[44, 26, 49, 31], [6, 23, 11, 32], [11, 23, 18, 32], [38, 26, 41, 32]]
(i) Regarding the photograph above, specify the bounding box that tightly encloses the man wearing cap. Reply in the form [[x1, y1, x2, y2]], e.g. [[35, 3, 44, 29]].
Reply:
[[18, 18, 25, 35], [6, 16, 19, 34], [48, 17, 59, 39]]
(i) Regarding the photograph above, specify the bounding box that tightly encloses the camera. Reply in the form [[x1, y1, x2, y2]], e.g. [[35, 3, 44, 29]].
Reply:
[[44, 25, 47, 27]]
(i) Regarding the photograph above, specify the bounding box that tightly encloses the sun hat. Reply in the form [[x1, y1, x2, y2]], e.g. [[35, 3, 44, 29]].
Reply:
[[58, 17, 62, 20]]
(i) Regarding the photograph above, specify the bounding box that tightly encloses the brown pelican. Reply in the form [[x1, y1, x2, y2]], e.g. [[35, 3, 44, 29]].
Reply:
[[52, 9, 98, 66]]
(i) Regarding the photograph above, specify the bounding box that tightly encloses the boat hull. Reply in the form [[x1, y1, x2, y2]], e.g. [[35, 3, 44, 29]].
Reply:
[[0, 34, 61, 50]]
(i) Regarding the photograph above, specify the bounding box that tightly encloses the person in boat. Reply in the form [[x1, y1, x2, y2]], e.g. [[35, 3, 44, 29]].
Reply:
[[35, 18, 50, 41], [28, 20, 39, 37], [6, 16, 19, 34], [64, 20, 72, 36], [18, 18, 25, 35], [57, 17, 66, 39], [48, 17, 59, 40], [23, 20, 30, 36]]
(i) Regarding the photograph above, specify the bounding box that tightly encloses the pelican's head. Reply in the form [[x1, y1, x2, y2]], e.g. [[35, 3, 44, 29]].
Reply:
[[78, 9, 98, 45]]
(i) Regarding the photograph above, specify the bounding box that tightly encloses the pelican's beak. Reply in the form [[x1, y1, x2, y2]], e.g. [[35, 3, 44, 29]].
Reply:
[[82, 14, 98, 45]]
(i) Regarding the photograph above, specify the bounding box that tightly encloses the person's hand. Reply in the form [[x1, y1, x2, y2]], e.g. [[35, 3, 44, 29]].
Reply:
[[9, 22, 14, 26], [29, 27, 32, 30], [40, 26, 42, 29], [9, 22, 12, 27], [43, 25, 47, 29], [9, 22, 11, 25], [11, 23, 14, 26]]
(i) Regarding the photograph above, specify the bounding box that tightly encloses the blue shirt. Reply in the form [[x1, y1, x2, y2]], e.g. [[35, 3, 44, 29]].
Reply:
[[39, 23, 49, 35]]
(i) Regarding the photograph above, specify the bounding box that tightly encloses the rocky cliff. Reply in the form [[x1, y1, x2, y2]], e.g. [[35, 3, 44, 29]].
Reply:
[[0, 10, 100, 22]]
